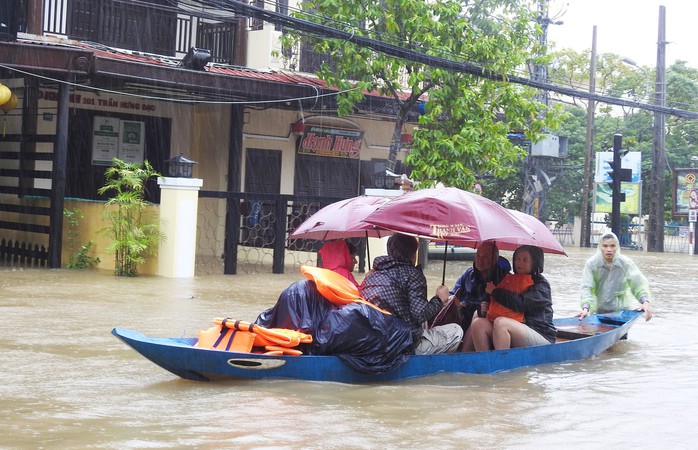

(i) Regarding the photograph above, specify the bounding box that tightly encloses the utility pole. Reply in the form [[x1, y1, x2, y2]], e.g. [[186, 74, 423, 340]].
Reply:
[[647, 6, 666, 252], [524, 0, 552, 219], [534, 0, 550, 110], [580, 26, 597, 247]]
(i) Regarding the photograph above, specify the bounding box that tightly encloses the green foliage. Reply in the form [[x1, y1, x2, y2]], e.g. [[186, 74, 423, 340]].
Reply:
[[67, 241, 101, 270], [282, 0, 558, 190], [537, 51, 698, 223], [63, 207, 100, 269], [97, 159, 163, 277]]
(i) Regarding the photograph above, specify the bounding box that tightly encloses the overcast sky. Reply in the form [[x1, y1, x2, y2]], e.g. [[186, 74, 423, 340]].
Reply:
[[547, 0, 696, 69]]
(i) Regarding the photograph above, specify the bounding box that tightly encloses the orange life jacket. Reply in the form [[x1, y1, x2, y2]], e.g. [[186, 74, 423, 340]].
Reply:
[[195, 318, 313, 355], [300, 265, 391, 315], [486, 273, 534, 323]]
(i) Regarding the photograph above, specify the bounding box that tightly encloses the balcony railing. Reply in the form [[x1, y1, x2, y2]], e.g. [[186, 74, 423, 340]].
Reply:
[[20, 0, 236, 64]]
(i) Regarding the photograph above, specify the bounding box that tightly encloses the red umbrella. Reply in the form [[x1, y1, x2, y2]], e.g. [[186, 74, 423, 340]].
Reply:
[[504, 209, 567, 255], [288, 195, 394, 270], [288, 195, 393, 241], [362, 187, 555, 284], [363, 187, 534, 247]]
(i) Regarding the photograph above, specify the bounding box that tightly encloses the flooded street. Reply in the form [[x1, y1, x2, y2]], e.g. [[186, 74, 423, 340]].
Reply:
[[2, 246, 697, 449]]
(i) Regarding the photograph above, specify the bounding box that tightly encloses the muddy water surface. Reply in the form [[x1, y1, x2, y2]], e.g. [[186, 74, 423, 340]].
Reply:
[[1, 247, 696, 449]]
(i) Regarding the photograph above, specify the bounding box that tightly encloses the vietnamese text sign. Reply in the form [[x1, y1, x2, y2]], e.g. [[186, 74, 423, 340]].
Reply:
[[92, 117, 120, 165], [119, 120, 145, 165], [92, 117, 145, 166], [297, 126, 363, 159]]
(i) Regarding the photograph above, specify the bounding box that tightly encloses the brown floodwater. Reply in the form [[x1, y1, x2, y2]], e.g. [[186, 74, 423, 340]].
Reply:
[[1, 246, 697, 449]]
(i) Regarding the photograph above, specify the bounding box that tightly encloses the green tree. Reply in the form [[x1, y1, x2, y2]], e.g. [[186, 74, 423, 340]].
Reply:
[[540, 51, 698, 224], [665, 61, 698, 169], [283, 0, 560, 189]]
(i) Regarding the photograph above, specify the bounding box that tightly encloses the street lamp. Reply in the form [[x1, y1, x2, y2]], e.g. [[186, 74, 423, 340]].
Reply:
[[620, 56, 650, 100]]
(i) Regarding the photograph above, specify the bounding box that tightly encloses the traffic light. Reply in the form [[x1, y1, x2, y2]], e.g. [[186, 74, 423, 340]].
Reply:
[[609, 134, 632, 238], [606, 146, 632, 201]]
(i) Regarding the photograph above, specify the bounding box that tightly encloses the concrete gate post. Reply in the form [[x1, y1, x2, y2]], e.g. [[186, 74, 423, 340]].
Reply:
[[157, 177, 203, 278]]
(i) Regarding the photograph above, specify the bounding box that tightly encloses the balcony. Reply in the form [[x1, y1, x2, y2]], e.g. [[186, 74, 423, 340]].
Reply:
[[20, 0, 238, 64]]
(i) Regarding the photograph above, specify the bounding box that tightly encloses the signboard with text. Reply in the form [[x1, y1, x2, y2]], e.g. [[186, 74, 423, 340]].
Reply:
[[297, 126, 363, 159], [674, 168, 698, 216], [92, 116, 145, 166], [118, 120, 145, 165], [91, 117, 120, 165]]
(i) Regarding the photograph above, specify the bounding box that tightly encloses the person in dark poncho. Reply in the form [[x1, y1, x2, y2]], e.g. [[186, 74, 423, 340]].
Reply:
[[450, 242, 510, 335]]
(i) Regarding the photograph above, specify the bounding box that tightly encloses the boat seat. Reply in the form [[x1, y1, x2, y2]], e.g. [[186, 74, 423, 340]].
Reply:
[[555, 329, 593, 342]]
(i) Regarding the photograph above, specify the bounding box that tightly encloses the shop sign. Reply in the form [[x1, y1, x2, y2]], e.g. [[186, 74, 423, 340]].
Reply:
[[297, 126, 363, 159]]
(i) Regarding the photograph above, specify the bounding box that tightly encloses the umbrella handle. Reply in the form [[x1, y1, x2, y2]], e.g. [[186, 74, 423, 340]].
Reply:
[[441, 242, 448, 286], [365, 232, 371, 271]]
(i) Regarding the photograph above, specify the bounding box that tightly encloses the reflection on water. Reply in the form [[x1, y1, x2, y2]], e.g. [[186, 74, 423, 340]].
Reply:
[[2, 247, 698, 448]]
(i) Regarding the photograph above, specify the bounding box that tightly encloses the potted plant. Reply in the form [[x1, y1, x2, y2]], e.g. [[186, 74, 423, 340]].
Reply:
[[98, 158, 163, 276]]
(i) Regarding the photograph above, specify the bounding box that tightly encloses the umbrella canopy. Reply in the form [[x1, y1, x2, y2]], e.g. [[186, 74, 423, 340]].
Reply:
[[504, 209, 567, 255], [363, 187, 566, 284], [288, 195, 393, 241], [363, 187, 534, 247]]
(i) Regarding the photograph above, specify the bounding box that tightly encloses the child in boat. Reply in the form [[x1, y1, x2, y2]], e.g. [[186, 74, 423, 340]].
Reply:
[[318, 240, 359, 287], [462, 245, 556, 351]]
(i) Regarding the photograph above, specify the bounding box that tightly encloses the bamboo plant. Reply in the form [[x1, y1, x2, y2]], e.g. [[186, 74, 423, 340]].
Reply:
[[98, 158, 163, 276]]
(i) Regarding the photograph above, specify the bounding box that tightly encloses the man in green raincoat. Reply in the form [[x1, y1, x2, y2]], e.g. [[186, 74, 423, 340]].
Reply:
[[579, 232, 653, 321]]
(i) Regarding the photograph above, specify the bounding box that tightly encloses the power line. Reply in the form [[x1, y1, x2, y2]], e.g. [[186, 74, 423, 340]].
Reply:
[[222, 0, 698, 120]]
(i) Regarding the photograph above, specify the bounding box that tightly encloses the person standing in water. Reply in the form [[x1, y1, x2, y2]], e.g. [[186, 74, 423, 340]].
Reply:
[[579, 232, 653, 321]]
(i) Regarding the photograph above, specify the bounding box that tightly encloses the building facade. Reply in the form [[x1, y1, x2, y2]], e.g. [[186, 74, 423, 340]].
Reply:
[[0, 0, 417, 272]]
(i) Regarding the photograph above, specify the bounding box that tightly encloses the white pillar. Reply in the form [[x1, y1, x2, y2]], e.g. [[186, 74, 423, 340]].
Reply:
[[157, 177, 203, 278]]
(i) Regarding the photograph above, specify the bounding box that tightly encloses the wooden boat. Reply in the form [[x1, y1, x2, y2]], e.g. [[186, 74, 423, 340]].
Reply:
[[112, 310, 642, 383]]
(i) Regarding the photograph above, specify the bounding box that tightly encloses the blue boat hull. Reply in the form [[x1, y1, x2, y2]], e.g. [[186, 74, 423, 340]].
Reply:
[[112, 310, 642, 383]]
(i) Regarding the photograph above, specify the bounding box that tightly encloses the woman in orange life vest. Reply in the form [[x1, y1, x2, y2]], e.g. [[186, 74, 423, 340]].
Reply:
[[462, 245, 556, 352], [318, 240, 359, 287]]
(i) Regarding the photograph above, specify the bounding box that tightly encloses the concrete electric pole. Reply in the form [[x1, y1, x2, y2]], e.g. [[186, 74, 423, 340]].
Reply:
[[580, 26, 597, 248], [647, 5, 667, 252]]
